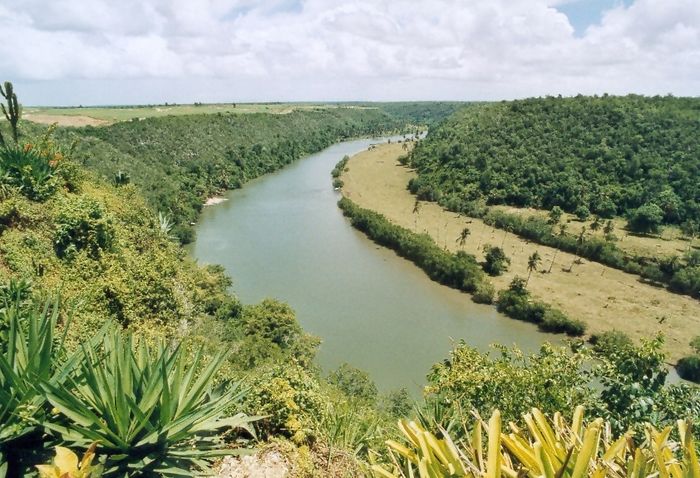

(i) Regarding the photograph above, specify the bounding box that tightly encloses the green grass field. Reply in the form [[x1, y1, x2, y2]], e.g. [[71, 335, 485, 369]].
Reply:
[[25, 103, 373, 124]]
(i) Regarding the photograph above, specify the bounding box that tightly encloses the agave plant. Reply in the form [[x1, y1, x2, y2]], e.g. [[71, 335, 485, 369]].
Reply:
[[42, 326, 257, 477], [372, 406, 700, 478], [0, 295, 77, 477], [0, 146, 58, 201]]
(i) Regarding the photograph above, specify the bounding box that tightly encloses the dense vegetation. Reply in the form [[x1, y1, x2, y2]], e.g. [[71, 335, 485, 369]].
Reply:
[[372, 406, 700, 477], [406, 96, 700, 299], [409, 95, 700, 225], [338, 196, 585, 335], [3, 85, 699, 476], [365, 102, 468, 128]]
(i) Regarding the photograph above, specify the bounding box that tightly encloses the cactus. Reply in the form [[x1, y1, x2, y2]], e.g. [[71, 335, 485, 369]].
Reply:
[[0, 81, 21, 145]]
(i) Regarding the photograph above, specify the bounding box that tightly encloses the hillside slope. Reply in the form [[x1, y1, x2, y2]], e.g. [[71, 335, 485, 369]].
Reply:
[[409, 96, 700, 225], [23, 108, 401, 242]]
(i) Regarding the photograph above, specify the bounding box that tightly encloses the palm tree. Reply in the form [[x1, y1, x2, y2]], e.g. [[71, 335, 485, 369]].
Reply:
[[412, 199, 421, 231], [567, 226, 587, 272], [526, 251, 541, 286], [558, 223, 568, 237], [590, 215, 602, 232], [501, 225, 512, 248], [547, 248, 558, 274], [603, 220, 615, 241], [456, 227, 471, 248]]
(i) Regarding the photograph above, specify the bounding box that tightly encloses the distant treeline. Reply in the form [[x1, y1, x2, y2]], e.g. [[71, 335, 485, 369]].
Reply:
[[365, 101, 468, 128]]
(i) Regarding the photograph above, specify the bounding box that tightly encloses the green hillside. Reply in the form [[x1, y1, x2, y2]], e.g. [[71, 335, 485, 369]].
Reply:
[[22, 108, 401, 243], [409, 95, 700, 225]]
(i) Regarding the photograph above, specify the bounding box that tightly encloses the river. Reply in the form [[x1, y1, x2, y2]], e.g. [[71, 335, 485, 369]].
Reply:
[[188, 137, 562, 392]]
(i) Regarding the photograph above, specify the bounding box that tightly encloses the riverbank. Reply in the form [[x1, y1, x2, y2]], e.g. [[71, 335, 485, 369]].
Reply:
[[340, 143, 700, 362]]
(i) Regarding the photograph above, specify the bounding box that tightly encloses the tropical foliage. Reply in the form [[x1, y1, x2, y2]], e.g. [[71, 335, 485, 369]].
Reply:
[[22, 108, 403, 243], [409, 96, 700, 225], [406, 96, 700, 298], [371, 406, 700, 478]]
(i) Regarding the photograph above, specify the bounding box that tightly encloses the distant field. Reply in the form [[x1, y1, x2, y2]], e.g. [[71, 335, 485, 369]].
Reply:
[[24, 103, 368, 126]]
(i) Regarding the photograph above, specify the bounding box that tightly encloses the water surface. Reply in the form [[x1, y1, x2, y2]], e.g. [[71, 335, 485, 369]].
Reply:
[[189, 138, 561, 391]]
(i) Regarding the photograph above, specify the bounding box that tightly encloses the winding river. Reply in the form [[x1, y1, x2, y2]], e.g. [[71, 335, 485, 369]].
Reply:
[[188, 137, 561, 392]]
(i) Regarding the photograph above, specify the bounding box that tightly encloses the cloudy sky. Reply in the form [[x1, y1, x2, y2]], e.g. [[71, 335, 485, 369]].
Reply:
[[1, 0, 698, 105]]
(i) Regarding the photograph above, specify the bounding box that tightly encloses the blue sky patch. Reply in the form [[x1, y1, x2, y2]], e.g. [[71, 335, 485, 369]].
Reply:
[[556, 0, 633, 36]]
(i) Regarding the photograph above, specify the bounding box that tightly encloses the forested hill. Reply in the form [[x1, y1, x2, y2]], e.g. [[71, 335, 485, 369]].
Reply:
[[408, 95, 700, 226], [369, 102, 468, 127], [33, 107, 401, 242]]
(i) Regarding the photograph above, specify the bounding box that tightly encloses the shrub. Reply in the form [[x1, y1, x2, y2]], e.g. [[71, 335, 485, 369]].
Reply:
[[496, 277, 585, 336], [42, 326, 256, 477], [574, 204, 590, 221], [627, 202, 664, 234], [589, 330, 633, 355], [53, 196, 114, 259], [471, 281, 495, 304], [540, 308, 586, 336], [244, 364, 324, 444], [482, 245, 510, 276], [338, 197, 487, 295], [677, 356, 700, 383], [0, 146, 59, 201], [327, 363, 378, 405]]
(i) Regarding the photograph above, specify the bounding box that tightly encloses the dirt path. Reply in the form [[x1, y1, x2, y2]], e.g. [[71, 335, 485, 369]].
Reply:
[[341, 143, 700, 362]]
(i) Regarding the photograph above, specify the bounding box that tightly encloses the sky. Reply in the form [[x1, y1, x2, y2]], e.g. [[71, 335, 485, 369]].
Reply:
[[0, 0, 698, 105]]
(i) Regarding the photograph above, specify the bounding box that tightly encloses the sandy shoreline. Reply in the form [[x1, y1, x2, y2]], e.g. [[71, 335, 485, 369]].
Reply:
[[340, 143, 700, 361], [204, 196, 228, 206]]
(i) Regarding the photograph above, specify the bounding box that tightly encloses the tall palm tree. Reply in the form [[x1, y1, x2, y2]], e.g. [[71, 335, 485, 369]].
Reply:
[[501, 225, 512, 248], [456, 227, 471, 248], [412, 199, 421, 231], [526, 251, 541, 286], [568, 226, 587, 272]]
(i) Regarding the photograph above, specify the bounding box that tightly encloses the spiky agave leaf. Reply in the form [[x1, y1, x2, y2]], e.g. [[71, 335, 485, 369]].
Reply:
[[41, 324, 257, 477]]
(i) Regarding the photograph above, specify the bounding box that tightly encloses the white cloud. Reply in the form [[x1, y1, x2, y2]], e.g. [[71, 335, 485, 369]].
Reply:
[[0, 0, 698, 104]]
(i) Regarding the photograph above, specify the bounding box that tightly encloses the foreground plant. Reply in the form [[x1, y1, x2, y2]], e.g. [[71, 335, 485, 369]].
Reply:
[[371, 406, 700, 477], [42, 327, 257, 477], [0, 295, 76, 476], [36, 444, 102, 478]]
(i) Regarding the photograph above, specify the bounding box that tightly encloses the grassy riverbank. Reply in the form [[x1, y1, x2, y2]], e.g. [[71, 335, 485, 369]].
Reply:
[[339, 143, 700, 362]]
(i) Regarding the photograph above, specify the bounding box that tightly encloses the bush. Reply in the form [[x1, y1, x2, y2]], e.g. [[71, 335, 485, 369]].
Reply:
[[627, 203, 664, 234], [244, 364, 324, 444], [482, 245, 510, 276], [677, 356, 700, 383], [327, 363, 378, 404], [496, 277, 585, 336], [540, 308, 586, 336], [471, 281, 495, 304], [589, 330, 633, 355], [338, 197, 487, 295], [54, 196, 113, 259], [0, 146, 59, 201], [574, 204, 590, 221]]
